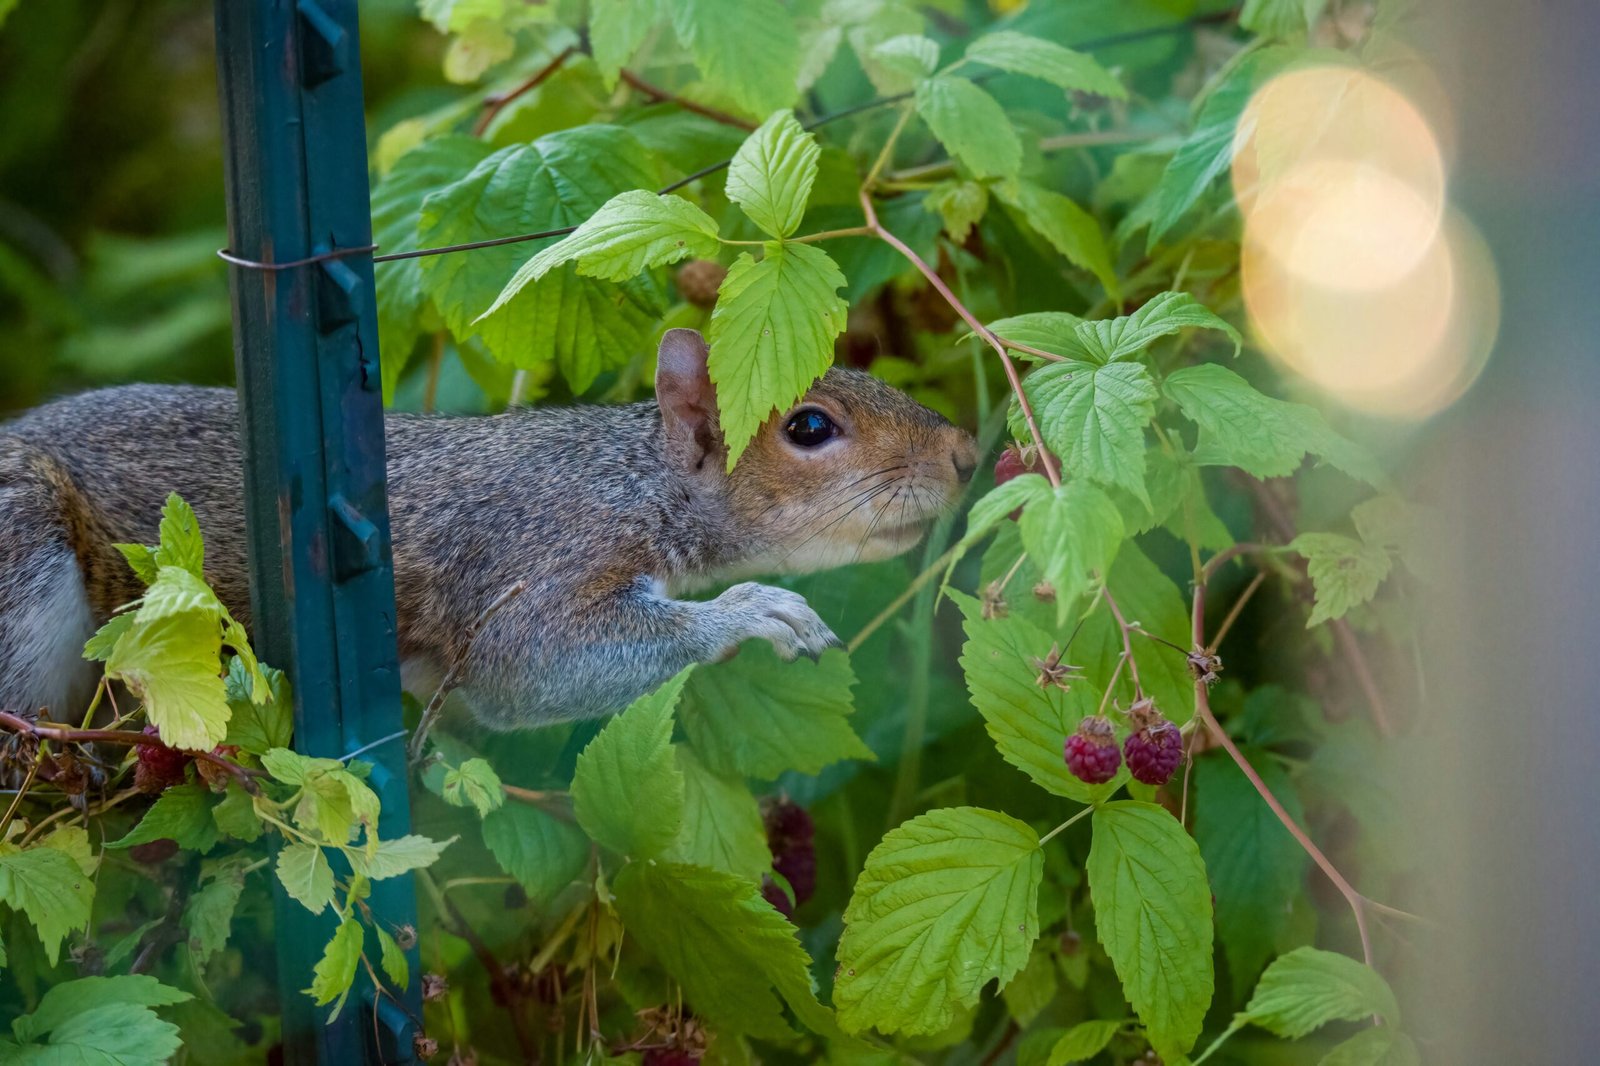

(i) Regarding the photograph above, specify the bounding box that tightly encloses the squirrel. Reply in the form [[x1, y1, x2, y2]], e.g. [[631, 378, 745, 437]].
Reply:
[[0, 329, 977, 728]]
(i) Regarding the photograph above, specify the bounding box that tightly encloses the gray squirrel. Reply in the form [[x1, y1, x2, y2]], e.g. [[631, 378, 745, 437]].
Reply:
[[0, 329, 977, 728]]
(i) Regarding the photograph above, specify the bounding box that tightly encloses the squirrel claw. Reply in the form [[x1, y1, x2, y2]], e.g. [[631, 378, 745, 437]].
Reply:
[[712, 582, 840, 664]]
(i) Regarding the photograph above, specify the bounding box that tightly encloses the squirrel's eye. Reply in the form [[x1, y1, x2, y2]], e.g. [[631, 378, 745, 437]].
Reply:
[[784, 409, 837, 448]]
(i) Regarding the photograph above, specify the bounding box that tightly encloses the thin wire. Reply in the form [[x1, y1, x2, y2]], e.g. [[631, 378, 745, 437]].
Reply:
[[367, 9, 1237, 266], [217, 243, 377, 271]]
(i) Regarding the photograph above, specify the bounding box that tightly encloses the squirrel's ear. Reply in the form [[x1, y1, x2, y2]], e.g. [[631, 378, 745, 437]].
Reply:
[[656, 328, 720, 470]]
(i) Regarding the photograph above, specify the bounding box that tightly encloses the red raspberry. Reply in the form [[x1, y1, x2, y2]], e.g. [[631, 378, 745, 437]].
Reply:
[[1064, 716, 1121, 784], [642, 1050, 702, 1066], [1124, 722, 1184, 786], [134, 725, 191, 793], [761, 877, 794, 920], [994, 447, 1029, 487]]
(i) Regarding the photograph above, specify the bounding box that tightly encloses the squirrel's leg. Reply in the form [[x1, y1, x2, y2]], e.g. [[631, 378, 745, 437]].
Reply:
[[0, 444, 98, 719], [454, 577, 841, 729]]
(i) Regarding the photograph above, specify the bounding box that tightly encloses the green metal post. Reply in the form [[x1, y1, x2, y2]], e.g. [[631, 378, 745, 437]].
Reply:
[[213, 2, 420, 1061]]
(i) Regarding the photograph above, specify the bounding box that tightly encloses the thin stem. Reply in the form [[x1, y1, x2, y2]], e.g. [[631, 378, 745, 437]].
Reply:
[[1208, 568, 1267, 653], [791, 225, 875, 244], [847, 542, 960, 654], [863, 104, 915, 190], [473, 45, 578, 136], [887, 128, 1162, 183], [1037, 804, 1094, 846], [619, 69, 755, 129], [1095, 654, 1127, 718], [1099, 586, 1144, 695], [0, 712, 262, 792], [998, 337, 1067, 362]]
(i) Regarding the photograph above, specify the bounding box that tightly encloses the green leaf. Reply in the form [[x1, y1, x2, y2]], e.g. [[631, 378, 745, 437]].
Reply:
[[1018, 481, 1124, 622], [680, 645, 870, 779], [867, 34, 940, 93], [589, 0, 659, 86], [83, 613, 135, 662], [1087, 801, 1214, 1060], [998, 182, 1118, 297], [1243, 946, 1399, 1037], [1071, 544, 1197, 725], [571, 670, 688, 857], [1241, 0, 1327, 37], [924, 180, 988, 243], [275, 842, 336, 916], [835, 807, 1042, 1036], [1290, 532, 1393, 626], [963, 31, 1126, 99], [481, 802, 592, 903], [952, 591, 1122, 802], [915, 75, 1020, 181], [1320, 1027, 1421, 1066], [1195, 753, 1309, 989], [346, 835, 453, 880], [307, 918, 364, 1015], [15, 1002, 184, 1064], [1025, 361, 1158, 506], [376, 926, 410, 991], [263, 750, 381, 846], [115, 543, 159, 585], [727, 110, 821, 240], [222, 656, 291, 755], [135, 566, 223, 625], [665, 746, 771, 881], [1073, 291, 1242, 364], [212, 783, 263, 843], [183, 872, 244, 967], [1149, 47, 1297, 244], [613, 861, 837, 1041], [947, 473, 1052, 571], [1003, 944, 1059, 1026], [708, 241, 848, 466], [1046, 1018, 1126, 1065], [984, 311, 1087, 360], [107, 784, 219, 853], [1163, 364, 1380, 485], [12, 975, 191, 1044], [442, 757, 505, 817], [105, 611, 230, 752], [482, 190, 720, 302], [154, 494, 204, 578], [668, 0, 800, 117], [418, 127, 661, 392], [0, 844, 94, 966]]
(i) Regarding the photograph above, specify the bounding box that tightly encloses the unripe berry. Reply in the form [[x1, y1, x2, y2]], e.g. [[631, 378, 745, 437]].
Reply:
[[1064, 716, 1121, 784], [675, 259, 726, 309]]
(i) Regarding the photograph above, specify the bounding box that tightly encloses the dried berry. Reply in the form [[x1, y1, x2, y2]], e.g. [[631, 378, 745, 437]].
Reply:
[[421, 972, 449, 1003], [134, 726, 190, 793], [413, 1034, 439, 1060], [1058, 929, 1082, 956], [1123, 703, 1184, 787], [675, 259, 726, 309], [1032, 581, 1056, 603], [1064, 716, 1121, 784], [1187, 649, 1223, 686], [981, 580, 1008, 620], [1031, 644, 1084, 691]]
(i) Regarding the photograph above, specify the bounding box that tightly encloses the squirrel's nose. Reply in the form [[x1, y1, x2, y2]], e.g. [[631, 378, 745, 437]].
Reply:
[[951, 450, 976, 484]]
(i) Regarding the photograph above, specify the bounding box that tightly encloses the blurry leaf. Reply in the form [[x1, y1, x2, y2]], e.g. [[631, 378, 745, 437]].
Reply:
[[376, 926, 410, 992], [867, 34, 940, 93], [571, 670, 688, 857], [107, 784, 219, 853], [1046, 1018, 1126, 1065], [1025, 360, 1158, 506], [1003, 944, 1059, 1026], [984, 311, 1087, 360], [964, 31, 1126, 99], [1087, 802, 1213, 1060], [915, 75, 1020, 180], [1018, 481, 1124, 621], [727, 110, 821, 240], [11, 975, 190, 1043], [275, 842, 336, 916], [666, 746, 771, 881], [1241, 0, 1328, 37], [1243, 946, 1399, 1036], [183, 871, 244, 967], [668, 0, 800, 117], [1290, 532, 1392, 626], [680, 646, 871, 779], [590, 0, 660, 85], [307, 918, 363, 1015], [835, 807, 1041, 1036], [482, 802, 591, 903], [708, 241, 847, 466], [211, 782, 263, 843], [1320, 1027, 1421, 1066], [346, 835, 453, 880], [924, 180, 988, 243], [952, 590, 1124, 802], [441, 757, 505, 817], [0, 843, 94, 966], [998, 182, 1118, 297], [11, 1002, 183, 1064]]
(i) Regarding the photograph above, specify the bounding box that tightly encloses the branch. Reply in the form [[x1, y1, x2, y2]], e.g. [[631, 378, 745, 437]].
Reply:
[[0, 711, 262, 794], [619, 69, 755, 130], [440, 893, 539, 1061], [473, 45, 578, 136], [1099, 585, 1144, 696]]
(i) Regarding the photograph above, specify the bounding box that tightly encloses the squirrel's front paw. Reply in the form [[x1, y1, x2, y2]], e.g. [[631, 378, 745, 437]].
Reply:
[[713, 583, 842, 663]]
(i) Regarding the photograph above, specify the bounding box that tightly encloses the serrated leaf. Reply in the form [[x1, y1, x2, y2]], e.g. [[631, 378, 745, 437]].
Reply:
[[346, 834, 452, 880], [708, 241, 848, 466], [38, 826, 95, 877], [1291, 532, 1393, 626], [998, 182, 1118, 297], [983, 311, 1087, 360], [183, 872, 244, 967], [442, 757, 505, 817], [1047, 1018, 1127, 1065], [1087, 801, 1214, 1060], [1195, 753, 1309, 989], [376, 926, 410, 991], [1018, 481, 1124, 622], [1243, 946, 1399, 1036], [17, 1001, 184, 1064], [222, 655, 290, 754], [275, 842, 335, 916], [12, 975, 191, 1044], [924, 180, 988, 243], [115, 543, 159, 585], [481, 802, 591, 903], [1164, 364, 1380, 485], [727, 110, 821, 239], [154, 494, 204, 578], [105, 611, 230, 751], [952, 590, 1123, 802], [1320, 1027, 1420, 1066], [614, 861, 837, 1041], [482, 190, 720, 305], [1076, 290, 1242, 363], [135, 566, 223, 625], [1025, 360, 1158, 506], [107, 784, 219, 853], [915, 75, 1020, 180], [571, 670, 688, 857], [665, 746, 770, 881], [0, 844, 94, 966], [964, 31, 1126, 99], [680, 645, 870, 779], [835, 807, 1042, 1036], [83, 612, 135, 662], [590, 0, 659, 86], [307, 918, 363, 1015], [211, 782, 263, 843], [1069, 543, 1197, 725], [1003, 944, 1059, 1026], [947, 473, 1052, 574], [867, 34, 940, 93], [668, 0, 800, 117]]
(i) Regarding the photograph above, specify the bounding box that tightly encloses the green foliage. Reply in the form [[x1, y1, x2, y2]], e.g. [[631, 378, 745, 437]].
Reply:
[[1292, 532, 1394, 626], [962, 31, 1127, 99], [1242, 946, 1400, 1036], [2, 976, 191, 1064], [481, 802, 591, 903], [664, 745, 771, 881], [726, 110, 822, 240], [0, 844, 94, 966], [915, 76, 1020, 181], [571, 670, 688, 857], [1019, 481, 1125, 622]]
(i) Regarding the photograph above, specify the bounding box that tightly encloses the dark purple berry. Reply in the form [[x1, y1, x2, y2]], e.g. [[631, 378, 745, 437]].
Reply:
[[1124, 722, 1184, 786], [1064, 716, 1121, 784], [642, 1050, 702, 1066], [129, 839, 179, 865], [763, 798, 817, 910], [763, 798, 814, 849], [762, 877, 795, 920], [134, 725, 190, 793]]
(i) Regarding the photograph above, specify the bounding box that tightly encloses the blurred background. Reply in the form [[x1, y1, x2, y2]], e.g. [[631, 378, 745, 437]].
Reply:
[[1, 0, 1597, 1062]]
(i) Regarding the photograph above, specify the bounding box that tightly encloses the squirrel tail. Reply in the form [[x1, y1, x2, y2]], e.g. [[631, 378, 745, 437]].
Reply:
[[0, 439, 99, 719]]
